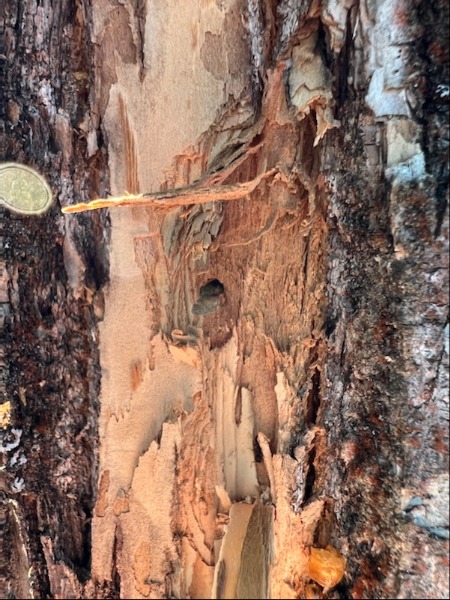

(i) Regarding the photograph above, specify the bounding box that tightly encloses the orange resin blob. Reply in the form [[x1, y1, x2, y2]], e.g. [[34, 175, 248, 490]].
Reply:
[[307, 545, 346, 588]]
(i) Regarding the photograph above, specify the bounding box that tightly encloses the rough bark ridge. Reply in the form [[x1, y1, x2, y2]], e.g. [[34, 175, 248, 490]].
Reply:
[[320, 1, 449, 597], [1, 1, 111, 598], [1, 0, 448, 599]]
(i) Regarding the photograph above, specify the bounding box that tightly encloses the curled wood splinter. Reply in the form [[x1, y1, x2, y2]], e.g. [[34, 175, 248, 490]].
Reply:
[[61, 168, 278, 214]]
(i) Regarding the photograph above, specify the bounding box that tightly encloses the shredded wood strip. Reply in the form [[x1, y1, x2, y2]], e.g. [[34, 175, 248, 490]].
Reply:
[[257, 431, 276, 501], [61, 168, 277, 214]]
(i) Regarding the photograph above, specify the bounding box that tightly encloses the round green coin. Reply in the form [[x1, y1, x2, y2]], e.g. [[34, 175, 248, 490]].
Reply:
[[0, 163, 53, 215]]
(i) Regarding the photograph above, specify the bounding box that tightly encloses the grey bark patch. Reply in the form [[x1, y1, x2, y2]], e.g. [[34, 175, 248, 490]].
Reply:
[[200, 32, 226, 80]]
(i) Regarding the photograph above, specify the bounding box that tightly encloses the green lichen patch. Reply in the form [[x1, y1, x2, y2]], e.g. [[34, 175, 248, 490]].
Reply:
[[0, 163, 53, 215]]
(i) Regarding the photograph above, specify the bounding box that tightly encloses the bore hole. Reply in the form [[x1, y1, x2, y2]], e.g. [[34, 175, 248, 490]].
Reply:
[[193, 279, 225, 315], [199, 278, 224, 298]]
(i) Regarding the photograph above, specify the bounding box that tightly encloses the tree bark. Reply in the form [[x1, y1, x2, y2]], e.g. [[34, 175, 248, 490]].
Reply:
[[1, 1, 448, 599]]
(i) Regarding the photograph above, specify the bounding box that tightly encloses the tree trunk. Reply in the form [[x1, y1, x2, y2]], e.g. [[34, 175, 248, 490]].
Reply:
[[1, 1, 448, 599]]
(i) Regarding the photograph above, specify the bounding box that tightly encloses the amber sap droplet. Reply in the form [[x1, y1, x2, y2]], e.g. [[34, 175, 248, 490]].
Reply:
[[307, 545, 346, 589]]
